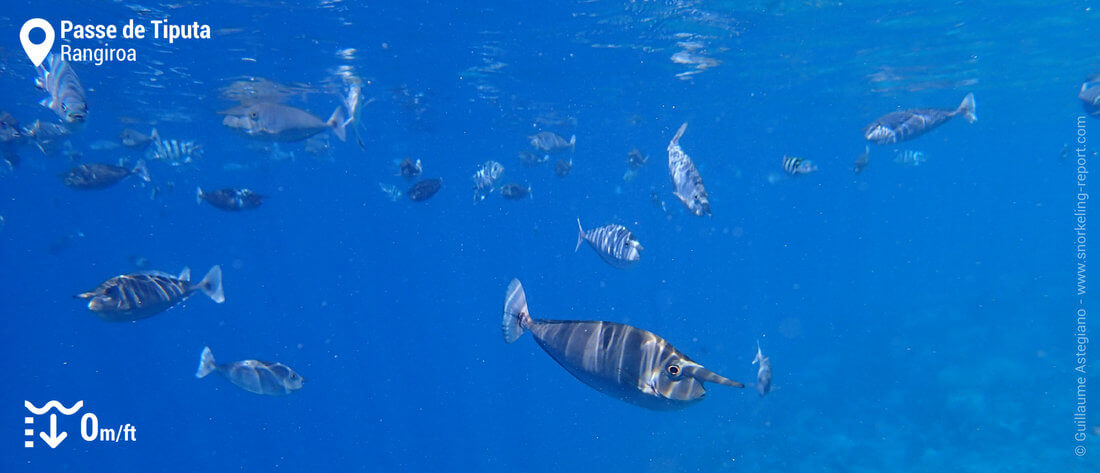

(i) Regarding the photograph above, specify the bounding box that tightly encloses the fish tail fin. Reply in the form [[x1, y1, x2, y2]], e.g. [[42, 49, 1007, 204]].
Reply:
[[957, 93, 977, 123], [178, 267, 191, 281], [575, 218, 585, 252], [195, 186, 204, 205], [671, 122, 688, 145], [196, 346, 216, 378], [569, 135, 576, 148], [503, 278, 531, 343], [327, 107, 348, 142], [196, 265, 225, 303], [132, 160, 150, 183]]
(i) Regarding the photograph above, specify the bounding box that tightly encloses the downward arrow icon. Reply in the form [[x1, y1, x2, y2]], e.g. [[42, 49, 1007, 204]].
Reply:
[[39, 414, 67, 448]]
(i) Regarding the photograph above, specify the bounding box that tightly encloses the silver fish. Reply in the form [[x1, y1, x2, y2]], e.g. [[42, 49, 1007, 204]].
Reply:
[[667, 123, 711, 216], [23, 119, 71, 156], [220, 102, 348, 142], [1081, 76, 1100, 118], [575, 218, 642, 269], [781, 155, 817, 176], [75, 266, 224, 322], [146, 129, 202, 166], [35, 54, 87, 123], [472, 160, 504, 201], [528, 132, 575, 153], [502, 279, 743, 410], [195, 347, 304, 396], [894, 150, 928, 167], [119, 128, 153, 149], [864, 93, 976, 144], [752, 341, 771, 397]]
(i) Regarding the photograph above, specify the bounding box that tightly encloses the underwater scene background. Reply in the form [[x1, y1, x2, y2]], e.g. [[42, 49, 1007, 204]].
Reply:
[[0, 1, 1097, 472]]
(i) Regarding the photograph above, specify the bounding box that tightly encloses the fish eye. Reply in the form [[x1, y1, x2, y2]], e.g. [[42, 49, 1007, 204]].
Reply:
[[249, 111, 259, 119], [666, 364, 681, 377]]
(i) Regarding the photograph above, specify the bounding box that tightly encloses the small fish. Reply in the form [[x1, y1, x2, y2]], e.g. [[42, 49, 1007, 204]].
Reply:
[[35, 54, 87, 123], [23, 119, 71, 156], [119, 128, 153, 149], [854, 145, 870, 173], [864, 93, 976, 144], [379, 182, 402, 201], [627, 148, 648, 169], [782, 155, 818, 176], [752, 341, 772, 397], [408, 178, 442, 202], [196, 187, 265, 211], [894, 150, 927, 167], [518, 149, 549, 167], [554, 158, 572, 177], [502, 279, 743, 409], [196, 347, 304, 396], [0, 112, 23, 169], [399, 158, 422, 179], [575, 218, 643, 269], [667, 123, 711, 216], [61, 161, 150, 189], [75, 266, 224, 321], [528, 131, 575, 153], [1081, 75, 1100, 118], [146, 129, 202, 165], [472, 160, 504, 201], [650, 188, 669, 214], [500, 183, 531, 200], [220, 102, 348, 142]]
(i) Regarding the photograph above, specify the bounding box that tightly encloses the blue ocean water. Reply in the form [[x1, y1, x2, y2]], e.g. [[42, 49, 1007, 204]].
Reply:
[[0, 0, 1096, 471]]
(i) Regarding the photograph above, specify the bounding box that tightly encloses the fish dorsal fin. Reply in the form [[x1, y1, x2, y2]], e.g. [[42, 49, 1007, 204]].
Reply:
[[178, 267, 191, 281]]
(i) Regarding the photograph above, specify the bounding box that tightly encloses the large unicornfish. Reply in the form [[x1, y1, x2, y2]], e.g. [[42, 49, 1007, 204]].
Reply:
[[501, 279, 742, 409]]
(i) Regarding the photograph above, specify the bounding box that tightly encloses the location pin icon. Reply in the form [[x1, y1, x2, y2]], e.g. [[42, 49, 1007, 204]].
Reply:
[[20, 18, 54, 68]]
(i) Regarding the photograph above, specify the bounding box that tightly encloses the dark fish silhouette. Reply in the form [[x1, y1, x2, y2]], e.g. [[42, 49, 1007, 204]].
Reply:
[[854, 145, 870, 174], [35, 54, 87, 123], [399, 158, 422, 179], [500, 183, 531, 200], [0, 112, 23, 169], [196, 187, 265, 211], [220, 102, 348, 142], [667, 123, 711, 216], [554, 158, 572, 177], [575, 218, 642, 269], [502, 279, 743, 409], [196, 347, 304, 396], [864, 93, 976, 144], [76, 266, 224, 321], [752, 341, 772, 397], [408, 178, 442, 202], [61, 161, 149, 189]]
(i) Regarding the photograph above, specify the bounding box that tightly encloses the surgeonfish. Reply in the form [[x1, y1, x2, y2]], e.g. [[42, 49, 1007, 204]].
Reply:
[[35, 54, 87, 123], [667, 123, 711, 216], [76, 266, 224, 321], [575, 218, 642, 269], [864, 93, 976, 144], [752, 341, 772, 397], [196, 347, 304, 396], [501, 279, 743, 409]]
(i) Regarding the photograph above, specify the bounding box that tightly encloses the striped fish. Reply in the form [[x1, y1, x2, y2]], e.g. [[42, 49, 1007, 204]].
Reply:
[[76, 266, 224, 322], [667, 123, 711, 216], [35, 54, 87, 123], [752, 341, 772, 397], [502, 279, 743, 410], [575, 218, 642, 269], [196, 347, 304, 396], [146, 129, 202, 166], [864, 93, 976, 144], [781, 155, 817, 176]]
